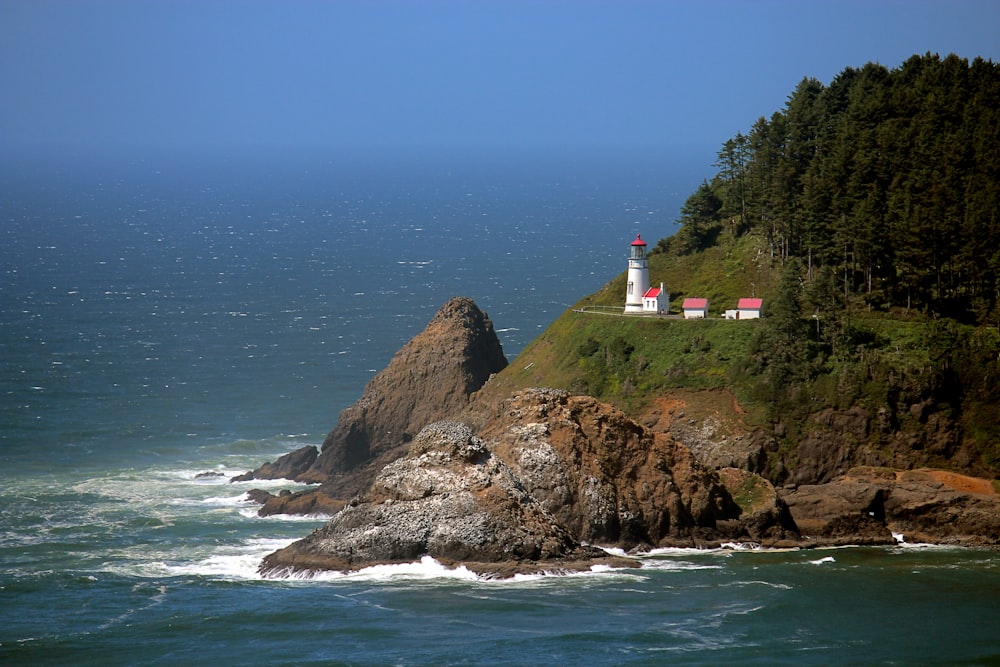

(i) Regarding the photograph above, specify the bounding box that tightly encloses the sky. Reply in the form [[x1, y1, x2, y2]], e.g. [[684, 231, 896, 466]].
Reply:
[[1, 0, 998, 162]]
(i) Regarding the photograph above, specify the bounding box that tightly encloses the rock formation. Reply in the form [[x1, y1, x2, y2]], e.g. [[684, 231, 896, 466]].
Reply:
[[478, 388, 799, 549], [230, 445, 317, 483], [260, 422, 635, 578], [234, 296, 508, 513], [784, 467, 1000, 546], [259, 388, 802, 577]]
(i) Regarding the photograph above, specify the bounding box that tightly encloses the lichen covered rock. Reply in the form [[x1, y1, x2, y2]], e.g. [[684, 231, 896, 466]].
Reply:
[[260, 422, 633, 578]]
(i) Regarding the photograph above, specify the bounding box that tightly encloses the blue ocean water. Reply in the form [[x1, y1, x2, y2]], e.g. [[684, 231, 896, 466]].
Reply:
[[2, 153, 998, 666]]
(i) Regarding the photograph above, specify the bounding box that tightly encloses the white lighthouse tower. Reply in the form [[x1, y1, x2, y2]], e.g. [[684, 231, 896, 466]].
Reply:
[[624, 234, 650, 313]]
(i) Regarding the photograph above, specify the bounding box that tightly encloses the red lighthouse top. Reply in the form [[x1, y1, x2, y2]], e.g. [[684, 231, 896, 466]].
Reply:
[[630, 234, 647, 247]]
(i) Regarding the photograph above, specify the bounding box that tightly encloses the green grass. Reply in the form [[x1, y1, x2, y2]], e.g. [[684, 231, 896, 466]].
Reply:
[[729, 474, 773, 513]]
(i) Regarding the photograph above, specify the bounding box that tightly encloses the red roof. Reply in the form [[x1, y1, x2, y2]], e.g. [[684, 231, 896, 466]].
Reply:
[[630, 234, 647, 246], [738, 298, 763, 310], [682, 298, 708, 309], [643, 286, 662, 298]]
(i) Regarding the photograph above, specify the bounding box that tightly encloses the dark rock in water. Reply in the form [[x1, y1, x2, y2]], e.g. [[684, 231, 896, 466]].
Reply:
[[259, 421, 635, 578], [195, 471, 226, 479], [230, 445, 318, 483], [245, 488, 276, 505], [298, 297, 508, 497], [257, 488, 347, 517]]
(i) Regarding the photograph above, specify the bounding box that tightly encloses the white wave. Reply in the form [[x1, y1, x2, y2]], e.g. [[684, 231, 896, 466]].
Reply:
[[643, 546, 720, 557], [808, 556, 836, 565], [114, 538, 299, 581], [721, 541, 762, 551], [264, 555, 642, 584], [893, 540, 962, 551], [288, 556, 481, 583], [639, 559, 724, 572], [200, 493, 256, 507], [719, 579, 793, 590], [237, 506, 333, 521], [597, 545, 629, 557]]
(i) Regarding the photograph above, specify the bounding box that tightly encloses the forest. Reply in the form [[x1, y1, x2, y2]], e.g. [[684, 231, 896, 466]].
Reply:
[[662, 53, 1000, 326]]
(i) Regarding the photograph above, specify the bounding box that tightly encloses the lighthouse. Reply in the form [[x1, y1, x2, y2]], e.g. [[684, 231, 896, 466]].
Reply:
[[624, 234, 650, 313]]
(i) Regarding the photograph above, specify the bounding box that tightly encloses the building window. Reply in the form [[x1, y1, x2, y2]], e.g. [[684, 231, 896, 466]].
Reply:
[[628, 282, 633, 295]]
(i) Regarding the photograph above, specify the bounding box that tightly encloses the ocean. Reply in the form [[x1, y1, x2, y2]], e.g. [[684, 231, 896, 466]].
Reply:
[[2, 152, 998, 666]]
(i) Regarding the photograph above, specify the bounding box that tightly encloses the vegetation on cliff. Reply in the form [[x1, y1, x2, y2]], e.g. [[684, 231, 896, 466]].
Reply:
[[486, 53, 1000, 484]]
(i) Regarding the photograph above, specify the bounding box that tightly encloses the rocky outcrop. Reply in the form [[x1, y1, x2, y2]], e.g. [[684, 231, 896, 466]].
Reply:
[[715, 467, 799, 543], [230, 445, 317, 483], [478, 388, 798, 549], [259, 390, 806, 577], [260, 422, 635, 578], [303, 296, 507, 487], [781, 475, 895, 545], [234, 297, 508, 513], [243, 293, 998, 576], [782, 467, 1000, 546]]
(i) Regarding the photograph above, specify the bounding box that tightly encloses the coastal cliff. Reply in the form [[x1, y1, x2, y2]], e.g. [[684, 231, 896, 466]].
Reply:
[[243, 294, 998, 575]]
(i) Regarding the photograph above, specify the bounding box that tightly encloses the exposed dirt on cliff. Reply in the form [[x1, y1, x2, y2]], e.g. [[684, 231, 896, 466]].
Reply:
[[897, 469, 996, 495], [637, 389, 771, 475]]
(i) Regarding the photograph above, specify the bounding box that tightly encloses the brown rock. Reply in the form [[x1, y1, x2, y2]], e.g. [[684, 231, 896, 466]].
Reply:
[[478, 388, 757, 549], [230, 445, 318, 483], [259, 421, 635, 577], [781, 477, 893, 544], [715, 467, 800, 543], [257, 489, 347, 517], [299, 297, 508, 496], [780, 466, 1000, 546]]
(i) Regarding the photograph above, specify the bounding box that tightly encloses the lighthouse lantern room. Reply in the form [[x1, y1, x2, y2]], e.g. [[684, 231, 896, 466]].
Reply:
[[624, 234, 649, 313]]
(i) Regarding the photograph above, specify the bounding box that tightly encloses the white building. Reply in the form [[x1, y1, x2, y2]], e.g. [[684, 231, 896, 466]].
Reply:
[[682, 297, 709, 319], [624, 234, 650, 314], [725, 298, 763, 320], [642, 282, 668, 314]]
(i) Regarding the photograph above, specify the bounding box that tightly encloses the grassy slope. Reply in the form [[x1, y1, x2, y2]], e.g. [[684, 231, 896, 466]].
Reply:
[[480, 228, 1000, 479], [484, 230, 779, 423]]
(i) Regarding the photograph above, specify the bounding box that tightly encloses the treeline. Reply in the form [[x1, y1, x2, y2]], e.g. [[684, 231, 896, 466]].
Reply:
[[665, 53, 1000, 325]]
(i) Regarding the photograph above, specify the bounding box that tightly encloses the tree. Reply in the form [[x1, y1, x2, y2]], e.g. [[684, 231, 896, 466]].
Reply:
[[673, 180, 722, 253]]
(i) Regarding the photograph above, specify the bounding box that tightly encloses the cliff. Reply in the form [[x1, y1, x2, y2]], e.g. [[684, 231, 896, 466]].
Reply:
[[259, 391, 799, 578]]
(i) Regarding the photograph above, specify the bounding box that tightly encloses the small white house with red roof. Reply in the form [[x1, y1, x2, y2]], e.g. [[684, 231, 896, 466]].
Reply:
[[642, 282, 668, 313], [725, 298, 763, 320], [737, 297, 763, 319], [682, 297, 709, 319]]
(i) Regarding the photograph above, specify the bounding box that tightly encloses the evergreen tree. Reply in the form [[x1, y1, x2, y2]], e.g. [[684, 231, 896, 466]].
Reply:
[[695, 53, 1000, 323]]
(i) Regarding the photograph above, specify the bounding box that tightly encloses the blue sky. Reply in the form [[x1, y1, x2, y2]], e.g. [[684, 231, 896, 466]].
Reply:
[[2, 0, 998, 161]]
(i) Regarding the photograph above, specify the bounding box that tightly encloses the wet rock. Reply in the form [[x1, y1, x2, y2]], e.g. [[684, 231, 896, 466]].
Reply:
[[230, 445, 318, 483]]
